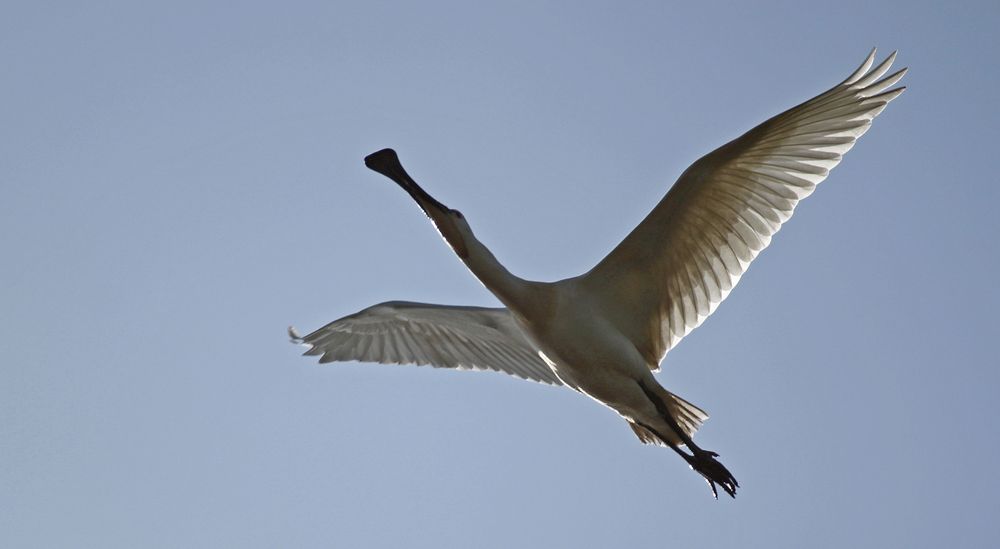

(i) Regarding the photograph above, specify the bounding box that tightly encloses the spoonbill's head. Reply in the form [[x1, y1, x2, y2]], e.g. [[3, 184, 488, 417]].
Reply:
[[364, 148, 470, 259]]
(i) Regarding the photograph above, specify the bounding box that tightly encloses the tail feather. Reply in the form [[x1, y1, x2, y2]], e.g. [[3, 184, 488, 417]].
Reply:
[[628, 421, 662, 445], [669, 390, 709, 438], [629, 390, 708, 447]]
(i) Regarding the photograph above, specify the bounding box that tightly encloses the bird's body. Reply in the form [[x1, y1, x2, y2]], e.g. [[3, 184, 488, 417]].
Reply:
[[504, 277, 696, 446], [292, 50, 906, 498]]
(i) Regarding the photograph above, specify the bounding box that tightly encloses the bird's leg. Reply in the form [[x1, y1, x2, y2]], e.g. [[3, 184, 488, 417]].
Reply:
[[636, 381, 738, 499]]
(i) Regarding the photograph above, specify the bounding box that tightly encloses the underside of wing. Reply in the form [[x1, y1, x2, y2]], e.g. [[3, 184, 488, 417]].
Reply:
[[290, 301, 563, 385], [581, 49, 906, 369]]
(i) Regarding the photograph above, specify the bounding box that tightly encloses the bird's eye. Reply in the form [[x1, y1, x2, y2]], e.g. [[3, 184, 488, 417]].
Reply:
[[452, 210, 464, 220]]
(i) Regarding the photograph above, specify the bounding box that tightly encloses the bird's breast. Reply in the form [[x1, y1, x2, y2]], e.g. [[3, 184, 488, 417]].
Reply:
[[512, 282, 651, 394]]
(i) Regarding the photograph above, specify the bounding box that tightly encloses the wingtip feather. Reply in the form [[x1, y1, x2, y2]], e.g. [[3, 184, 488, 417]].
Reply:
[[842, 48, 878, 86], [843, 48, 878, 86], [852, 51, 898, 89]]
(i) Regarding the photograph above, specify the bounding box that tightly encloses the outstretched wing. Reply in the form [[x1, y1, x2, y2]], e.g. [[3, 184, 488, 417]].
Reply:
[[290, 301, 563, 385], [580, 49, 906, 369]]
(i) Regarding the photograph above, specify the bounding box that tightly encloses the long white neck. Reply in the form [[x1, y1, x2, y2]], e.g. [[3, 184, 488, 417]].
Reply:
[[360, 148, 537, 310], [457, 230, 532, 310]]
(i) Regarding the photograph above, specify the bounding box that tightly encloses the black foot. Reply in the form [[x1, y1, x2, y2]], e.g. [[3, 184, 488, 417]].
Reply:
[[686, 449, 738, 499]]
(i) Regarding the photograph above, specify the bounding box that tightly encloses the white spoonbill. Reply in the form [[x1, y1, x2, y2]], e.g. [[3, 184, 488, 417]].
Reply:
[[291, 49, 905, 498]]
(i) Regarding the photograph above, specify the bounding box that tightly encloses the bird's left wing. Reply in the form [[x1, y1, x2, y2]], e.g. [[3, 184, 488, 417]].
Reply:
[[290, 301, 563, 385], [579, 49, 906, 369]]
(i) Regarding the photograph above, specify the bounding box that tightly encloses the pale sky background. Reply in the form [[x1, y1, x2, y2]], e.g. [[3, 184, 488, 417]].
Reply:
[[3, 1, 999, 547]]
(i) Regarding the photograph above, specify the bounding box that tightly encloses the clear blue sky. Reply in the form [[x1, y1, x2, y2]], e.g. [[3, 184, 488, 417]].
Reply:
[[3, 1, 998, 547]]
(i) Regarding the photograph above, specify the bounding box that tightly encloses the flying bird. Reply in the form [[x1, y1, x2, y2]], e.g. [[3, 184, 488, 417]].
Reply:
[[290, 49, 906, 498]]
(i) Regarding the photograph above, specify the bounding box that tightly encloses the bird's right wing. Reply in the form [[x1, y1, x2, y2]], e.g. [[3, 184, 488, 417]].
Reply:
[[579, 49, 906, 369], [289, 301, 563, 385]]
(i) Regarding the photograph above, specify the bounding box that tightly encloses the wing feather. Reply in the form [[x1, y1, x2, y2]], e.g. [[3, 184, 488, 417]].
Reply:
[[580, 50, 906, 368], [290, 301, 563, 385]]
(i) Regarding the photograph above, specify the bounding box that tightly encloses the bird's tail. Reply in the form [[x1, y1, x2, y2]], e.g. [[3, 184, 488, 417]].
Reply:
[[628, 390, 708, 446]]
